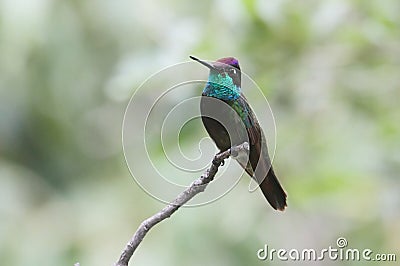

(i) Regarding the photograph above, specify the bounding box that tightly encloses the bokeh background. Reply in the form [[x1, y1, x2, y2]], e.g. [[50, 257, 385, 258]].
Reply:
[[1, 0, 399, 265]]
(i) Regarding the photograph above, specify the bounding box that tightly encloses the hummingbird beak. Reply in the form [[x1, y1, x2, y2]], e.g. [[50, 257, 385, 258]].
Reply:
[[189, 56, 216, 70]]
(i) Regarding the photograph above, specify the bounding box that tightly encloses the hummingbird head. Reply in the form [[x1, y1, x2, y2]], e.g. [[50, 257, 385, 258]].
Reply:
[[190, 56, 241, 100]]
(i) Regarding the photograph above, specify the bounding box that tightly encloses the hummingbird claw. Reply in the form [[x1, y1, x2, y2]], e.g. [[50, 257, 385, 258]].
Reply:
[[212, 158, 225, 166]]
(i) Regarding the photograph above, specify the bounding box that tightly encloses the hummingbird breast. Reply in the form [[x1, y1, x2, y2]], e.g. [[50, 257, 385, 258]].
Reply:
[[200, 95, 249, 152]]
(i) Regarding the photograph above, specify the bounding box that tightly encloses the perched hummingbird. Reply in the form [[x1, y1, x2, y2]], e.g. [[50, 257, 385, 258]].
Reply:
[[190, 56, 287, 211]]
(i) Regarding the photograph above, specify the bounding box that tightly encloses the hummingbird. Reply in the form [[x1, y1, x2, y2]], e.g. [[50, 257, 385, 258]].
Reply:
[[190, 55, 287, 211]]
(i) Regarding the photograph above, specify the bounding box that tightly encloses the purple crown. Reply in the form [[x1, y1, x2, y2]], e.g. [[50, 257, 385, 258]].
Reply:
[[216, 57, 240, 70]]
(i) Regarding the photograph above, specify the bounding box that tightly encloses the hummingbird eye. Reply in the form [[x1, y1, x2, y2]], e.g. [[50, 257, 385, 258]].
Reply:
[[230, 68, 237, 74]]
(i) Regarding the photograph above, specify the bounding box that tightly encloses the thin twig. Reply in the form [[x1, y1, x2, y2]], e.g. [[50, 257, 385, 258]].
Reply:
[[115, 142, 249, 266]]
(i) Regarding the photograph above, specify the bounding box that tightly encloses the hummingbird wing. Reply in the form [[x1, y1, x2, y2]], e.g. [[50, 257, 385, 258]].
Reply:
[[235, 94, 287, 211]]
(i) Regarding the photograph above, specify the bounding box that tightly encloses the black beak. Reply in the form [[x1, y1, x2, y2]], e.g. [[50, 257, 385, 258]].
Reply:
[[189, 56, 215, 70]]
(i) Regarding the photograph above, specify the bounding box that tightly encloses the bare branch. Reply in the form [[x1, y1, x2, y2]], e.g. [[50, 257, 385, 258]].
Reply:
[[115, 142, 249, 266]]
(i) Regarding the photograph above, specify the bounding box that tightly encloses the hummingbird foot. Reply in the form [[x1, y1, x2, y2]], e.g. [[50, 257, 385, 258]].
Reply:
[[212, 157, 225, 166], [230, 142, 249, 158]]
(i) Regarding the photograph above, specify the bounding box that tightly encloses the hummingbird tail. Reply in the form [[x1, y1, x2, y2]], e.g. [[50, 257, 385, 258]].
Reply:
[[259, 167, 287, 211]]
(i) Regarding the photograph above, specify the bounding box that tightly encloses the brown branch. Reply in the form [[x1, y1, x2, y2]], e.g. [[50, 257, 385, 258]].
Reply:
[[115, 142, 249, 266]]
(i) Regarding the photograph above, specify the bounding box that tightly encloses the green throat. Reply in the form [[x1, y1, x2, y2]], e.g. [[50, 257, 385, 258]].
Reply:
[[203, 72, 241, 101]]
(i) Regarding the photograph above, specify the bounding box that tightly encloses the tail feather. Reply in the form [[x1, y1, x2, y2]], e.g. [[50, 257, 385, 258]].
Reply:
[[259, 167, 287, 211]]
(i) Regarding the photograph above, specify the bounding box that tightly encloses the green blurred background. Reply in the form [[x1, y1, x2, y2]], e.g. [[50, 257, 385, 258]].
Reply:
[[1, 0, 399, 265]]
